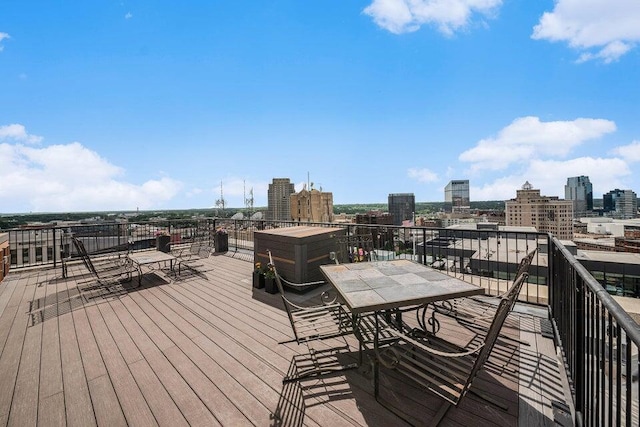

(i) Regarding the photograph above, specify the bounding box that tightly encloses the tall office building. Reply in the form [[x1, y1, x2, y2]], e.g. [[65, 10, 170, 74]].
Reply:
[[444, 180, 470, 213], [388, 193, 415, 226], [267, 178, 295, 221], [505, 181, 574, 240], [290, 188, 334, 223], [603, 189, 638, 219], [565, 176, 593, 218]]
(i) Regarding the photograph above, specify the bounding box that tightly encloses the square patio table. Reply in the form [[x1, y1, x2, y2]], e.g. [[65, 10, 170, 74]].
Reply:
[[127, 251, 177, 286], [320, 259, 485, 315]]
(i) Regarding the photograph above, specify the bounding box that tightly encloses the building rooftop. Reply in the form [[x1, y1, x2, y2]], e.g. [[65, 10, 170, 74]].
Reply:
[[0, 252, 571, 426]]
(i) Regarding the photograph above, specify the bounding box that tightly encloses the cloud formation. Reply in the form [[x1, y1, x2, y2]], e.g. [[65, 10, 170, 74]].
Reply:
[[408, 167, 438, 183], [459, 116, 616, 171], [0, 124, 182, 212], [363, 0, 502, 35], [125, 12, 133, 19], [472, 157, 631, 201], [0, 32, 9, 51], [532, 0, 640, 63], [612, 140, 640, 162], [0, 124, 43, 144]]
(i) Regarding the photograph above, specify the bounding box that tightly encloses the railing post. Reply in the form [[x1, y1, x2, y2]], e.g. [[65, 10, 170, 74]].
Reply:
[[52, 226, 57, 269], [575, 275, 585, 423]]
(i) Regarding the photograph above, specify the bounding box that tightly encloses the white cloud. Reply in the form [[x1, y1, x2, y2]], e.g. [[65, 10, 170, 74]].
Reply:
[[532, 0, 640, 63], [612, 140, 640, 162], [471, 156, 631, 200], [0, 133, 182, 212], [407, 167, 438, 182], [0, 124, 43, 144], [0, 32, 9, 51], [125, 12, 133, 19], [363, 0, 502, 35], [459, 116, 616, 171]]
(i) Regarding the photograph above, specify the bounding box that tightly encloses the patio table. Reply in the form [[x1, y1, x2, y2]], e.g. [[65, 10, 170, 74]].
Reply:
[[127, 251, 177, 286], [320, 259, 485, 355]]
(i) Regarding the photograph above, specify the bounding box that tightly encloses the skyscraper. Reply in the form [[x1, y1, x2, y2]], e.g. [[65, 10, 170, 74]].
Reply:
[[388, 193, 415, 226], [505, 181, 573, 240], [444, 180, 470, 213], [603, 189, 638, 219], [565, 176, 593, 218], [267, 178, 295, 221]]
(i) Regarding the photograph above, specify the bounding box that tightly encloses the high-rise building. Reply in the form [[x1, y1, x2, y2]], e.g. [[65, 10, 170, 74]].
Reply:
[[290, 188, 334, 223], [388, 193, 415, 226], [444, 180, 470, 213], [267, 178, 295, 221], [505, 181, 574, 240], [565, 176, 593, 218], [603, 189, 638, 219]]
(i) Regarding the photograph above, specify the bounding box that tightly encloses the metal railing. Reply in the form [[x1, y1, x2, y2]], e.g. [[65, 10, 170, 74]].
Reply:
[[549, 235, 640, 426]]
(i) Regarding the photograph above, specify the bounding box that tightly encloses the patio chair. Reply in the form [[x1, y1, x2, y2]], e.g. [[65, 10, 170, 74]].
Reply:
[[267, 250, 357, 382], [333, 234, 376, 264], [170, 239, 212, 275], [374, 270, 530, 426], [71, 237, 134, 289], [428, 249, 537, 336]]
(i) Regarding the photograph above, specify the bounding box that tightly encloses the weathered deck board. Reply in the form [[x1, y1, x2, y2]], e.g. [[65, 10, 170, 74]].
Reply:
[[0, 253, 573, 427]]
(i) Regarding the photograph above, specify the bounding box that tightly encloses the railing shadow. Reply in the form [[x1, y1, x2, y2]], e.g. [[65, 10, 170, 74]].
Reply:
[[27, 271, 170, 327]]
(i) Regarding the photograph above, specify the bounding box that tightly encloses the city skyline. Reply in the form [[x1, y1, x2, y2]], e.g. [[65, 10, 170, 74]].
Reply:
[[1, 2, 639, 213]]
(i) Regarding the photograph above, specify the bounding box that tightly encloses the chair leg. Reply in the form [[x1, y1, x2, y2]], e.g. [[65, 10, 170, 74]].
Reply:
[[430, 402, 451, 427], [283, 347, 358, 384]]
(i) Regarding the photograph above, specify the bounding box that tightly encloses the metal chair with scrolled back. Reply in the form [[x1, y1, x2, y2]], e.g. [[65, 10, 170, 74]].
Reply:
[[333, 234, 376, 264], [429, 248, 537, 337], [172, 239, 212, 275], [267, 250, 357, 383], [374, 270, 531, 426]]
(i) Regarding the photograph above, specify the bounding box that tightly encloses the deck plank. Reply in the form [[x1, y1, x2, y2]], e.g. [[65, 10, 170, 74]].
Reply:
[[0, 274, 38, 422], [84, 304, 158, 426], [127, 290, 276, 426], [105, 296, 223, 427]]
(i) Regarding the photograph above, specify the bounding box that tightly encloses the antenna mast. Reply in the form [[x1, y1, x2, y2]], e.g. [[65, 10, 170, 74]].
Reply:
[[244, 180, 254, 217], [215, 181, 226, 213]]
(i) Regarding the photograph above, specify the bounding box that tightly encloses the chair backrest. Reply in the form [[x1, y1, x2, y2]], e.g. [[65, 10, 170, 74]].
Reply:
[[334, 235, 375, 264], [267, 250, 300, 340], [464, 271, 530, 393], [501, 248, 537, 310], [71, 236, 100, 278]]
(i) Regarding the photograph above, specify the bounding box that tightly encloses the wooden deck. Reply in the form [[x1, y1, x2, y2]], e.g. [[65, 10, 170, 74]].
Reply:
[[0, 252, 572, 426]]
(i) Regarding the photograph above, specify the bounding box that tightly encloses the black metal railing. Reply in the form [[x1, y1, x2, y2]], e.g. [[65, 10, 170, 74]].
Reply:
[[549, 235, 640, 426]]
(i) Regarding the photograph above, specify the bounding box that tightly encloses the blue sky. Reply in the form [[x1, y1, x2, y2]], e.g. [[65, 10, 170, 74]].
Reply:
[[1, 1, 639, 213]]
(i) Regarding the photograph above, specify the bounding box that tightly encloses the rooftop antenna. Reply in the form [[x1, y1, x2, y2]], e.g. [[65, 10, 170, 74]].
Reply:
[[244, 181, 254, 216], [215, 181, 226, 213]]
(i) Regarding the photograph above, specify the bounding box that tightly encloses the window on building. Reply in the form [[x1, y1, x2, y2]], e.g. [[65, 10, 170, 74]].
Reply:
[[22, 248, 29, 264], [36, 247, 43, 262], [10, 250, 17, 265], [47, 247, 53, 261]]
